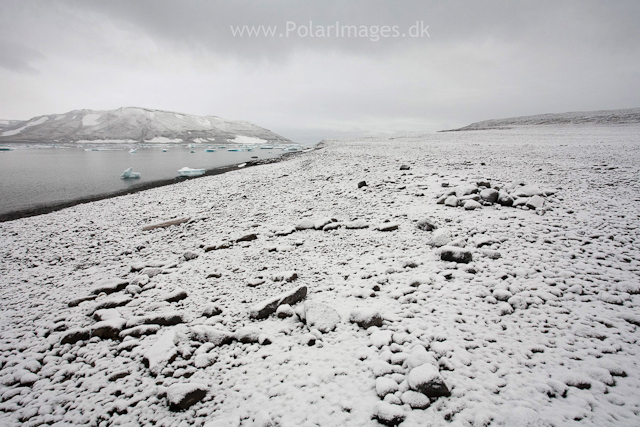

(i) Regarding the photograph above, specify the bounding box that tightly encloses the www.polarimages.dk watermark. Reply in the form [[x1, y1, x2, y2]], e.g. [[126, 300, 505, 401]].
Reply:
[[230, 21, 430, 41]]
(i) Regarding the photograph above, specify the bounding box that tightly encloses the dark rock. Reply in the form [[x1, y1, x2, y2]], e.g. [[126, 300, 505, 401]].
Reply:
[[480, 188, 499, 204], [204, 242, 231, 251], [164, 288, 188, 303], [60, 328, 91, 345], [183, 251, 199, 261], [399, 165, 410, 170], [497, 191, 514, 206], [407, 364, 450, 397], [236, 233, 258, 243], [126, 312, 184, 328], [249, 286, 308, 319], [166, 383, 208, 411], [439, 246, 473, 263], [358, 181, 367, 188], [91, 318, 127, 340], [349, 308, 383, 329], [416, 218, 437, 231]]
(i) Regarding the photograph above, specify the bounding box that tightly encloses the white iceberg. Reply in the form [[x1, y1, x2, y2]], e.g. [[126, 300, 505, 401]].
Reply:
[[178, 167, 206, 177], [121, 167, 141, 179]]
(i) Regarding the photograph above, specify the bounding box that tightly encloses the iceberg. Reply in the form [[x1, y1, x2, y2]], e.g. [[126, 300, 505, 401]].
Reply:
[[121, 167, 141, 179], [178, 167, 206, 177]]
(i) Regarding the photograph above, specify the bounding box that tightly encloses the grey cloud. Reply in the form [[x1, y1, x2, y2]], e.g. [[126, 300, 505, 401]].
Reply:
[[0, 42, 44, 74]]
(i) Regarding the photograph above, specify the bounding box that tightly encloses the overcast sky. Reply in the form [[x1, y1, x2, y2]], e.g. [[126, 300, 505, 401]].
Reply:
[[0, 0, 639, 143]]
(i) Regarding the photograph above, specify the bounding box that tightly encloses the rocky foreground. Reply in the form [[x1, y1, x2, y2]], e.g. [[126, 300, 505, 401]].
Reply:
[[1, 125, 639, 426]]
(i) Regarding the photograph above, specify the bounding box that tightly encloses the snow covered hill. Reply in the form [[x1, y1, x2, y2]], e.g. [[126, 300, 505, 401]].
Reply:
[[445, 107, 640, 131], [0, 107, 290, 144], [0, 119, 21, 131]]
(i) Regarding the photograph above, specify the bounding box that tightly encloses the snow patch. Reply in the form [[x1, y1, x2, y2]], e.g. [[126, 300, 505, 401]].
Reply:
[[82, 113, 102, 127], [231, 135, 268, 145]]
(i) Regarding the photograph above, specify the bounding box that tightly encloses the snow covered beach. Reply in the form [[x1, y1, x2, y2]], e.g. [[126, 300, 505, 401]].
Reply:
[[1, 125, 640, 426]]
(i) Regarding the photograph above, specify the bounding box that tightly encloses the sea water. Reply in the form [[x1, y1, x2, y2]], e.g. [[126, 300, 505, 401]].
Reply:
[[0, 144, 287, 217]]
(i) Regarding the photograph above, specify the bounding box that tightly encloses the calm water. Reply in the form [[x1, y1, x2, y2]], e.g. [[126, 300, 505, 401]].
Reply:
[[0, 144, 288, 216]]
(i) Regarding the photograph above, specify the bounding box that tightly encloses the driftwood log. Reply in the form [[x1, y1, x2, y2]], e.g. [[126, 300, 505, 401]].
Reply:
[[142, 217, 190, 231]]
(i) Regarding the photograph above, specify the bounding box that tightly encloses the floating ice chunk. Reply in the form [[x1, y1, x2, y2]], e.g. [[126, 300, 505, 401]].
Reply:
[[121, 167, 141, 179], [178, 167, 205, 177]]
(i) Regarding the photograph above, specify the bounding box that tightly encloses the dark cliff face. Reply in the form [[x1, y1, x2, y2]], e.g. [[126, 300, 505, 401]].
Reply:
[[0, 107, 291, 143]]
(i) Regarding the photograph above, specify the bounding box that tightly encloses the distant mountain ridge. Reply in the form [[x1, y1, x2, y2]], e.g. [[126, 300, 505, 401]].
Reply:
[[0, 107, 290, 144], [443, 107, 640, 131]]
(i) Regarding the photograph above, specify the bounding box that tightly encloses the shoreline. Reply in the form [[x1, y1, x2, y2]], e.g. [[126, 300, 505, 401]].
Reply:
[[0, 150, 311, 223]]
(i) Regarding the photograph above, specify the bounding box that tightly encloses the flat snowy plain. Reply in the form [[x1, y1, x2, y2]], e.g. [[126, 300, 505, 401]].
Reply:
[[1, 124, 639, 426]]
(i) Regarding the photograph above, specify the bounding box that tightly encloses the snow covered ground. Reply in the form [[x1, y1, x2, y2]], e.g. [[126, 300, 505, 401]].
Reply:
[[1, 125, 639, 427]]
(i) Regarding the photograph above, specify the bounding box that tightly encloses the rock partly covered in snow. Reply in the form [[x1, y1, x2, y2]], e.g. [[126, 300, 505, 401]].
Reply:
[[249, 286, 308, 319], [166, 383, 208, 410]]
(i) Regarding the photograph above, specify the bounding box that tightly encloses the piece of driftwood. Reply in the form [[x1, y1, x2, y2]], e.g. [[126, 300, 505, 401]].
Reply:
[[142, 217, 190, 231]]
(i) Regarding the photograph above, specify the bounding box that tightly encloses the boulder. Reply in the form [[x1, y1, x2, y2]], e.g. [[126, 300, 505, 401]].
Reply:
[[183, 251, 199, 261], [236, 233, 258, 243], [480, 188, 499, 204], [464, 200, 482, 210], [202, 304, 222, 317], [91, 279, 129, 295], [190, 326, 234, 346], [526, 195, 545, 210], [497, 191, 514, 206], [91, 318, 127, 340], [166, 383, 208, 411], [305, 301, 340, 333], [401, 390, 431, 409], [164, 288, 188, 303], [125, 312, 185, 328], [349, 308, 383, 329], [68, 295, 97, 307], [455, 185, 478, 198], [377, 222, 399, 232], [375, 377, 399, 398], [60, 328, 91, 345], [427, 228, 452, 248], [372, 402, 406, 427], [416, 218, 437, 231], [295, 219, 316, 230], [511, 184, 543, 198], [407, 364, 450, 397], [439, 246, 472, 263], [444, 195, 458, 207], [249, 286, 308, 319], [143, 329, 178, 375], [345, 219, 369, 229]]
